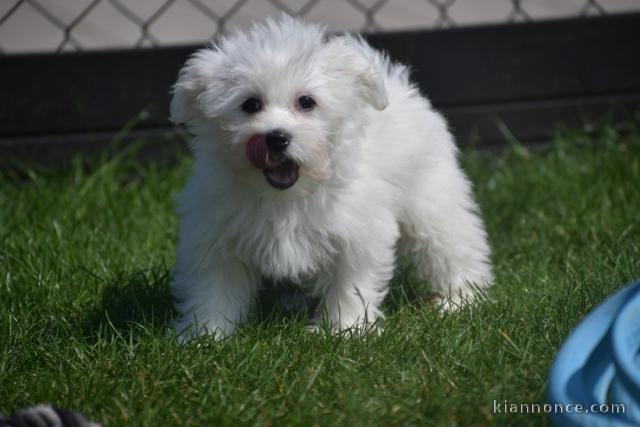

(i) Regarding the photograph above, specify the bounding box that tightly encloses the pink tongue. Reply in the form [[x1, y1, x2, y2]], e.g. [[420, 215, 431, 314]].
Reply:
[[245, 135, 269, 169], [245, 135, 282, 169]]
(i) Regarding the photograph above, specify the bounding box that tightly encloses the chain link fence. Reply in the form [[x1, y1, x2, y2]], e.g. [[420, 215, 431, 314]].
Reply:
[[1, 0, 639, 54]]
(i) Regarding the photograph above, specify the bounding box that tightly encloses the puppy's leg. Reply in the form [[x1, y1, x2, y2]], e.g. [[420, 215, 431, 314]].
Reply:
[[171, 258, 257, 342], [400, 164, 493, 310], [313, 220, 398, 333]]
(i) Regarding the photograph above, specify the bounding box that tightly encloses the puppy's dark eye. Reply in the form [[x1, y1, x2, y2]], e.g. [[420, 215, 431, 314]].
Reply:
[[298, 95, 316, 111], [241, 97, 262, 114]]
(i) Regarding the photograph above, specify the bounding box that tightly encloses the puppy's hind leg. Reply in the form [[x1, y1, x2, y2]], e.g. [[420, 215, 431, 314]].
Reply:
[[400, 166, 493, 310]]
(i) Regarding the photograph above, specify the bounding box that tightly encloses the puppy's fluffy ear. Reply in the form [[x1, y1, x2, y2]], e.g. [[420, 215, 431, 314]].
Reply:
[[170, 47, 224, 124], [325, 35, 389, 111], [359, 65, 389, 111]]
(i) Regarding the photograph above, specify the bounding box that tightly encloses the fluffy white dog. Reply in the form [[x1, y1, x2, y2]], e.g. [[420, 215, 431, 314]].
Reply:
[[170, 16, 493, 341]]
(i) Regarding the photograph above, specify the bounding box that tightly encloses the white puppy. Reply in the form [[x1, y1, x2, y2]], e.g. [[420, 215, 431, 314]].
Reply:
[[170, 16, 492, 341]]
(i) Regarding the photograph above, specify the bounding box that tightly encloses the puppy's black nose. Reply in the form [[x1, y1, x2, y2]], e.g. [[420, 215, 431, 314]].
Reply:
[[265, 129, 290, 152]]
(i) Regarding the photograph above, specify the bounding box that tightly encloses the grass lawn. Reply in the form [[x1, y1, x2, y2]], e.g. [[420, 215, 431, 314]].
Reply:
[[1, 124, 639, 426]]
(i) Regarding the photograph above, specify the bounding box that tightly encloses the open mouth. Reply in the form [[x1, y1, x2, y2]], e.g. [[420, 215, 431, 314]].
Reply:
[[263, 159, 299, 189], [245, 135, 299, 190]]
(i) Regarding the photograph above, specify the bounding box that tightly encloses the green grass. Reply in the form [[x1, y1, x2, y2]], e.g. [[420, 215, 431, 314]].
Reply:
[[1, 124, 639, 426]]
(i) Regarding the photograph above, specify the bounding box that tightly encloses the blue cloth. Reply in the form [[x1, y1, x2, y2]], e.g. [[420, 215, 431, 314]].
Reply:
[[548, 280, 640, 426]]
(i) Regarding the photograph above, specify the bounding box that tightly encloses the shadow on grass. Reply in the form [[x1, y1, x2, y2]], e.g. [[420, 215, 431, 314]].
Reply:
[[256, 264, 432, 327], [384, 262, 434, 312], [255, 280, 319, 327], [81, 264, 431, 341], [83, 267, 175, 340]]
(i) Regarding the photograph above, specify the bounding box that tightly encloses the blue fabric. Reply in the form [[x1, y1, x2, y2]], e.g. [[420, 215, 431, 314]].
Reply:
[[547, 280, 640, 427]]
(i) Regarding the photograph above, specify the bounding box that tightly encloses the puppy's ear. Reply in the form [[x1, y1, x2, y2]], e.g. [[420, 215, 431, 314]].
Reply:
[[170, 47, 224, 124], [358, 63, 389, 111], [325, 35, 389, 111]]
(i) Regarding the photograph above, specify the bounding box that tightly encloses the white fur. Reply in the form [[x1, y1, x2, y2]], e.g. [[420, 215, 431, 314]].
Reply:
[[170, 16, 493, 341]]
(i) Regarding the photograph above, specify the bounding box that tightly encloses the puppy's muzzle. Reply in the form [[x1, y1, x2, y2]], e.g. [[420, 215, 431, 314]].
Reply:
[[245, 130, 300, 190]]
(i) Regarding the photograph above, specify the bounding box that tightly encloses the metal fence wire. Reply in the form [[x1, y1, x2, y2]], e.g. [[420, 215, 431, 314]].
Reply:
[[0, 0, 636, 53]]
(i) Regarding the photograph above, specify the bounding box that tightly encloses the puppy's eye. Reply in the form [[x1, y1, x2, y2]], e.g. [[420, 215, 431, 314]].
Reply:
[[241, 97, 262, 114], [298, 95, 316, 111]]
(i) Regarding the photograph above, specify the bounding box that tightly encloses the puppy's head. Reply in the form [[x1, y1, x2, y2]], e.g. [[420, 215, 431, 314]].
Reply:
[[171, 15, 388, 192]]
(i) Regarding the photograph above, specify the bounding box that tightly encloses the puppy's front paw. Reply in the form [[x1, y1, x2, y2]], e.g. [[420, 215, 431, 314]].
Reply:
[[432, 293, 465, 312], [430, 285, 491, 312], [305, 318, 383, 337], [305, 323, 322, 334], [174, 317, 235, 344]]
